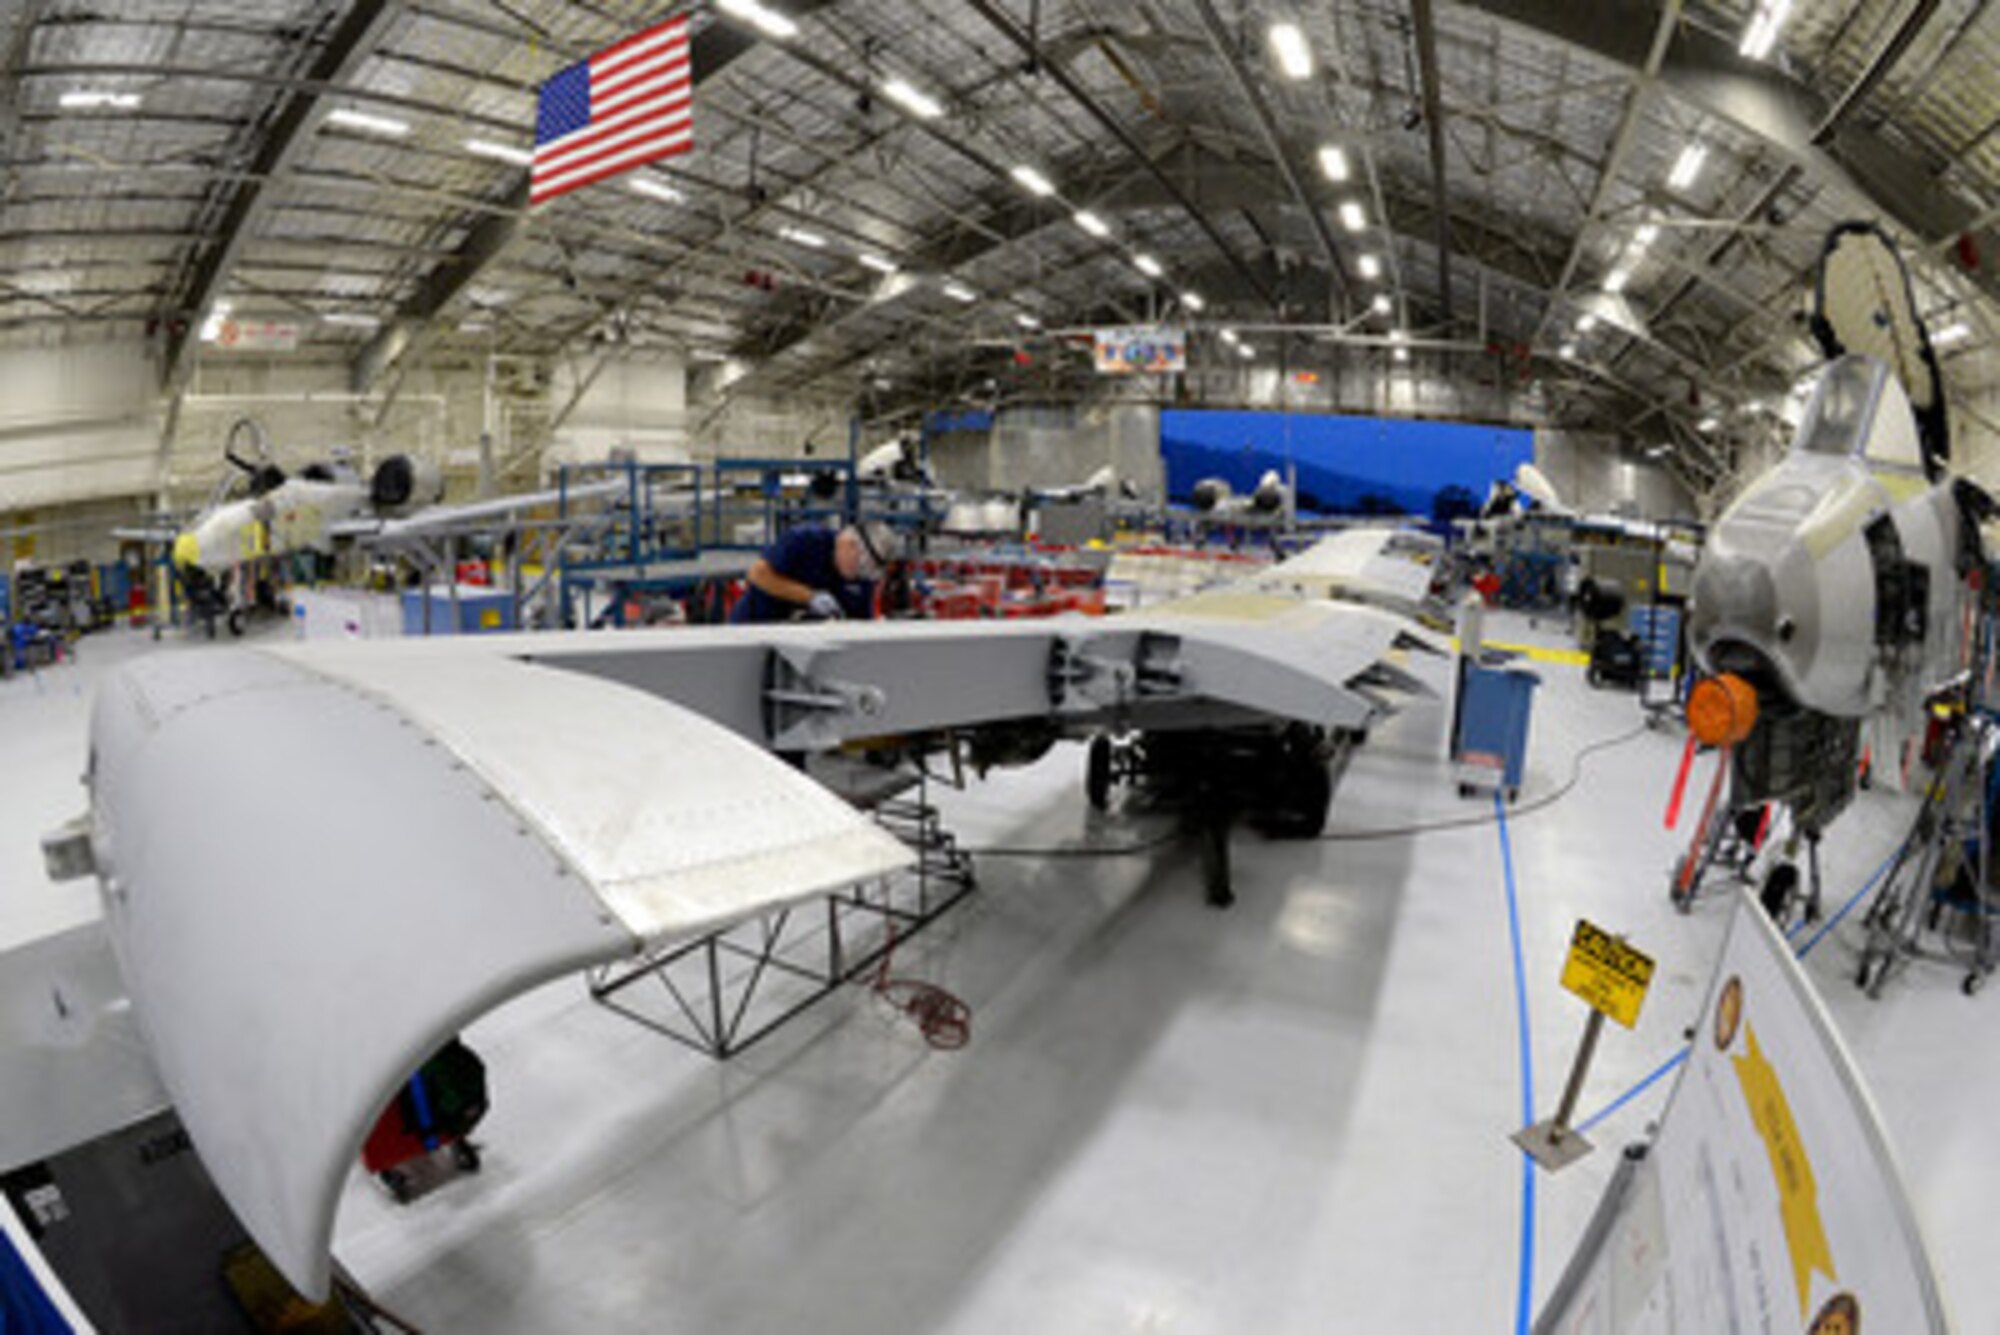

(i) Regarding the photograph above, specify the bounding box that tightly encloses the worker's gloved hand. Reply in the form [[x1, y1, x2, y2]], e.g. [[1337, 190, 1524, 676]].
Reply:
[[806, 590, 844, 621]]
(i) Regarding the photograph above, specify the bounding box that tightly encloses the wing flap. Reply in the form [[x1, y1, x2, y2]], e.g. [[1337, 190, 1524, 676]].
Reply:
[[89, 648, 910, 1299]]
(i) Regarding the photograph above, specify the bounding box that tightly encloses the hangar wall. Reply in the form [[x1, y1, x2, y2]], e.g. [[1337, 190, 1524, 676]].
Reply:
[[0, 344, 159, 511], [1533, 428, 1699, 520]]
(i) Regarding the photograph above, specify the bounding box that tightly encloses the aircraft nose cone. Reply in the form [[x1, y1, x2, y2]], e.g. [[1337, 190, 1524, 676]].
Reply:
[[1690, 549, 1779, 657]]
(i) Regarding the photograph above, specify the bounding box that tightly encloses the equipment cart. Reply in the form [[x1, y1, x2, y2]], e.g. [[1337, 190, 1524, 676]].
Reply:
[[361, 1038, 489, 1202], [1454, 658, 1539, 801]]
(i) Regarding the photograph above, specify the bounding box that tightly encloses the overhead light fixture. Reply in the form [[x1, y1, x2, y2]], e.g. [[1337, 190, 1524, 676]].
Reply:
[[1133, 254, 1164, 279], [59, 89, 140, 110], [1646, 444, 1670, 459], [1667, 142, 1707, 191], [858, 252, 900, 274], [1182, 291, 1205, 312], [1738, 0, 1793, 60], [1338, 200, 1367, 233], [880, 76, 944, 120], [1011, 165, 1056, 197], [1014, 311, 1040, 330], [466, 138, 532, 166], [1268, 21, 1313, 80], [690, 348, 731, 363], [1632, 222, 1660, 249], [320, 312, 380, 327], [1392, 346, 1410, 364], [716, 0, 800, 40], [942, 281, 978, 303], [1357, 253, 1382, 280], [629, 175, 685, 203], [1698, 415, 1719, 432], [1317, 145, 1350, 182], [1370, 294, 1391, 315], [325, 107, 409, 137], [1073, 210, 1111, 238], [1237, 343, 1256, 360], [1604, 268, 1631, 294], [1219, 328, 1240, 345], [1934, 322, 1972, 346], [1559, 342, 1577, 359], [459, 318, 493, 334], [779, 225, 826, 249], [1577, 313, 1599, 332]]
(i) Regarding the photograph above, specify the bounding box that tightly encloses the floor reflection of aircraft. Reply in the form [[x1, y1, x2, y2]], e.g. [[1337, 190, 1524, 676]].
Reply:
[[39, 529, 1446, 1307], [1684, 221, 1992, 917]]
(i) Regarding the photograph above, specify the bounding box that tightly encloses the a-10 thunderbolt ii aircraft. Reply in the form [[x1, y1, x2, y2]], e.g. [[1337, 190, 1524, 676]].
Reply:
[[1684, 221, 1993, 919]]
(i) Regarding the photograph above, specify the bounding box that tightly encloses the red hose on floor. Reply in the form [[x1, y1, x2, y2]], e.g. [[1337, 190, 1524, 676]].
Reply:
[[871, 921, 971, 1050]]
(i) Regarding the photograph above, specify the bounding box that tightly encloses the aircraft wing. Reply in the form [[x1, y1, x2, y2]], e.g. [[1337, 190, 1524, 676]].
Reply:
[[55, 532, 1446, 1298], [76, 646, 911, 1299], [326, 478, 638, 541], [1243, 526, 1443, 618]]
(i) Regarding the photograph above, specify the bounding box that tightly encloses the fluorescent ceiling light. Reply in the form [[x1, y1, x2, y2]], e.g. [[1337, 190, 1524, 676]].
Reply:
[[1738, 0, 1793, 60], [779, 225, 826, 249], [1633, 222, 1660, 249], [320, 312, 379, 327], [325, 107, 409, 137], [1011, 165, 1056, 197], [1317, 145, 1350, 182], [1934, 322, 1971, 346], [1604, 268, 1631, 294], [1238, 344, 1256, 359], [1667, 143, 1707, 191], [1073, 210, 1111, 238], [858, 253, 900, 274], [459, 319, 493, 333], [1646, 444, 1670, 458], [1338, 200, 1367, 233], [1133, 253, 1164, 278], [1357, 253, 1382, 280], [1014, 311, 1040, 329], [690, 348, 730, 363], [1698, 416, 1719, 432], [1182, 292, 1205, 312], [880, 76, 944, 120], [60, 90, 140, 110], [1577, 313, 1599, 332], [629, 175, 685, 203], [1370, 294, 1391, 315], [1388, 328, 1406, 343], [942, 281, 978, 303], [717, 0, 800, 40], [1392, 346, 1410, 363], [1559, 342, 1577, 359], [1218, 328, 1240, 345], [1268, 21, 1313, 80], [466, 138, 531, 166]]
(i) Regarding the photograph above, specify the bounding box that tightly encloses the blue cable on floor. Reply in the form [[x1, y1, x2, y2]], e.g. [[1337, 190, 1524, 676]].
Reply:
[[1494, 792, 1536, 1335], [1572, 843, 1904, 1136]]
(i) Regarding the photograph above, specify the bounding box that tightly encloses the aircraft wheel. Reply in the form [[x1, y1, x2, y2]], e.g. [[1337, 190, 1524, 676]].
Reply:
[[452, 1140, 482, 1173], [226, 607, 246, 637], [1085, 735, 1114, 811]]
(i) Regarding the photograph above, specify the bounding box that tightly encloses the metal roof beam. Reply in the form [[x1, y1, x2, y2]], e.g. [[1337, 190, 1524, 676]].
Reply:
[[962, 0, 1277, 311], [1188, 0, 1346, 306], [1408, 0, 1454, 321], [1460, 0, 1996, 305], [158, 0, 405, 392]]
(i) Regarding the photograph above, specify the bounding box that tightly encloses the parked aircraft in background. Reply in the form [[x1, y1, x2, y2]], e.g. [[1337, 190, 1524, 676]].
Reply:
[[1189, 468, 1291, 525]]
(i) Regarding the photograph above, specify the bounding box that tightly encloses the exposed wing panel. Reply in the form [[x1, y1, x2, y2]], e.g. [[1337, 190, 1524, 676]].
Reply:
[[88, 647, 909, 1298]]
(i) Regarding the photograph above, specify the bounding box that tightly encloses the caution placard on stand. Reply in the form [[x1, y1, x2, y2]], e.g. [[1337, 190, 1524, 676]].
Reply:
[[1559, 919, 1654, 1028]]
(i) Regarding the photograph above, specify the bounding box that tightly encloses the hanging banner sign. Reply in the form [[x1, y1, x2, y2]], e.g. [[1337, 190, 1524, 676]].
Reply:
[[1093, 326, 1185, 375], [213, 319, 301, 353]]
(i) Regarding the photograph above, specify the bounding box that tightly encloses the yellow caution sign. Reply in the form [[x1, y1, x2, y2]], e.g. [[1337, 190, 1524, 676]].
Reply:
[[1559, 920, 1655, 1029]]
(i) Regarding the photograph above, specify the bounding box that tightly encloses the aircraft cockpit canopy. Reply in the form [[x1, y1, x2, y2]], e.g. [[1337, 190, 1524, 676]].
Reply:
[[1790, 354, 1922, 473]]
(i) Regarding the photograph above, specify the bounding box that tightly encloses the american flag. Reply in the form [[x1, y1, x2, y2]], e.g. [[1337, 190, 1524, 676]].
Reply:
[[531, 15, 693, 207]]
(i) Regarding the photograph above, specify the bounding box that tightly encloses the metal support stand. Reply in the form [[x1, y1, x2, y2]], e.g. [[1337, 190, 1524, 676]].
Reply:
[[586, 779, 976, 1057], [1513, 1008, 1603, 1171]]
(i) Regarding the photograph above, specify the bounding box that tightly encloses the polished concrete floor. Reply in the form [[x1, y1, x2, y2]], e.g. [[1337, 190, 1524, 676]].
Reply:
[[1, 618, 1993, 1332]]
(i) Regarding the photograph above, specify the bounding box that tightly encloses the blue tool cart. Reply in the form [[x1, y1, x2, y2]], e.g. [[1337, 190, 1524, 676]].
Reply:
[[1453, 658, 1540, 801]]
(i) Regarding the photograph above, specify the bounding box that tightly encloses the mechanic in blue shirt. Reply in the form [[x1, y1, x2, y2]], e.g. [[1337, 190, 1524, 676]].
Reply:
[[730, 521, 900, 623]]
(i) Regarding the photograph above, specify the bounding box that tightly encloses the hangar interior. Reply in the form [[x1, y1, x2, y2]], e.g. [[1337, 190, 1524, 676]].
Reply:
[[2, 0, 1999, 1330]]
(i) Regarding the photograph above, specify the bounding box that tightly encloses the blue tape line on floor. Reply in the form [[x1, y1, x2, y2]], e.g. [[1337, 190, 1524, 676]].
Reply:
[[1793, 846, 1900, 959], [1576, 1046, 1687, 1137], [1495, 792, 1535, 1335]]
